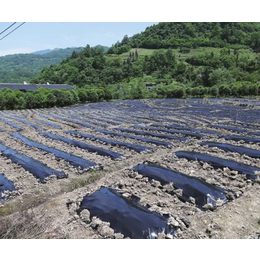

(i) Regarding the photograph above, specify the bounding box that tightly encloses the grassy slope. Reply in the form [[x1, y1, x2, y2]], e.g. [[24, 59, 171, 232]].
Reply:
[[116, 47, 257, 60]]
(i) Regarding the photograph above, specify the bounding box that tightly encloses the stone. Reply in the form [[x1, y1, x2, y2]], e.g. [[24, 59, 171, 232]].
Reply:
[[165, 233, 174, 239], [157, 233, 166, 239], [168, 217, 179, 227], [202, 203, 214, 210], [80, 209, 90, 223], [189, 196, 196, 204], [174, 189, 183, 197], [98, 224, 114, 237], [90, 217, 102, 229], [114, 233, 124, 239]]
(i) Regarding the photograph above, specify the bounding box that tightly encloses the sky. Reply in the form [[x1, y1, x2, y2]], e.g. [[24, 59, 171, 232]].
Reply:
[[0, 22, 157, 56]]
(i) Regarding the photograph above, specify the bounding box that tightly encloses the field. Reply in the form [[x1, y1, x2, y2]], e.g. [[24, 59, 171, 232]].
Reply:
[[0, 98, 260, 239]]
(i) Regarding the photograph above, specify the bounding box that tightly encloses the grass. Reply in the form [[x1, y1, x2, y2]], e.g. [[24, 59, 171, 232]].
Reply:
[[108, 47, 258, 63], [61, 168, 104, 193]]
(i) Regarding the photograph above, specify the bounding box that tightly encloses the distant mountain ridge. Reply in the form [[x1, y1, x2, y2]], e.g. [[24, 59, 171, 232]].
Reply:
[[31, 48, 61, 55], [0, 47, 85, 83]]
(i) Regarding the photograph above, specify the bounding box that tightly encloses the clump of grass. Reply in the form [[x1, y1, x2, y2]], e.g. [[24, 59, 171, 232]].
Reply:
[[0, 209, 45, 239], [0, 191, 48, 217], [61, 169, 104, 193]]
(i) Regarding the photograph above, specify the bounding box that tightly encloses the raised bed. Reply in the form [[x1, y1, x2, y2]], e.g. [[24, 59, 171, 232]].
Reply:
[[34, 119, 62, 129], [77, 187, 177, 239], [201, 141, 260, 159], [66, 130, 152, 153], [224, 135, 260, 144], [133, 125, 204, 139], [115, 127, 187, 142], [10, 133, 99, 170], [40, 132, 123, 160], [96, 129, 173, 147], [1, 118, 23, 131], [0, 174, 16, 203], [0, 142, 67, 183], [133, 163, 229, 210], [175, 151, 260, 180]]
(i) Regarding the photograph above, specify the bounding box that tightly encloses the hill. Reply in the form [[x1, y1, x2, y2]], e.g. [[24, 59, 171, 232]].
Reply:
[[108, 22, 260, 53], [1, 22, 259, 110], [0, 47, 84, 83], [30, 23, 260, 100], [31, 48, 60, 55]]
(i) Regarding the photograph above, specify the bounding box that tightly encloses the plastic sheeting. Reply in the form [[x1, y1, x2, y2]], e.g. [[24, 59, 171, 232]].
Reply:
[[175, 151, 260, 180], [209, 124, 247, 134], [133, 125, 204, 139], [115, 127, 187, 142], [66, 130, 152, 153], [201, 141, 260, 159], [1, 119, 23, 131], [0, 174, 15, 203], [41, 132, 122, 160], [0, 142, 67, 183], [133, 163, 229, 209], [78, 187, 177, 239], [10, 133, 98, 170], [224, 135, 260, 144], [35, 119, 62, 129], [96, 129, 173, 147]]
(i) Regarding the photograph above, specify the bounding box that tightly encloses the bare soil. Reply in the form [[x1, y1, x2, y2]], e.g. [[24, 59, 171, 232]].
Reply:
[[0, 98, 260, 239]]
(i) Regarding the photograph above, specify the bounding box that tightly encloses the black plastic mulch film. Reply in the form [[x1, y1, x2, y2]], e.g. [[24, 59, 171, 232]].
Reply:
[[133, 125, 204, 139], [224, 135, 260, 144], [133, 163, 229, 209], [40, 132, 122, 160], [0, 174, 15, 203], [96, 129, 174, 147], [9, 132, 98, 170], [116, 127, 187, 142], [77, 187, 177, 239], [201, 141, 260, 159], [175, 151, 260, 180], [0, 142, 67, 183], [65, 130, 152, 153]]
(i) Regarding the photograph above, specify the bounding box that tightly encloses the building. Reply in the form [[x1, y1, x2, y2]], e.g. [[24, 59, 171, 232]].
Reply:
[[0, 83, 74, 92]]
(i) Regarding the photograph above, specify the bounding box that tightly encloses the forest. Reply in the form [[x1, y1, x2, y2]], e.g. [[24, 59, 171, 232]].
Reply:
[[0, 47, 84, 83], [1, 22, 260, 110]]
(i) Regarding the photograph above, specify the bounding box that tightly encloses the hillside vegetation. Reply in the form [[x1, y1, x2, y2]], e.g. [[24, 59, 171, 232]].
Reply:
[[0, 47, 84, 83], [1, 22, 260, 110]]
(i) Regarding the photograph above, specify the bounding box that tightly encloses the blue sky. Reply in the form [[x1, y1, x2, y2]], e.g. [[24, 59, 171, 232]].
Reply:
[[0, 22, 157, 56]]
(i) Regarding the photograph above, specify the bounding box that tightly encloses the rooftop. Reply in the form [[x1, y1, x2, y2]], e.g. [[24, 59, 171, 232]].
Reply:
[[0, 83, 74, 92]]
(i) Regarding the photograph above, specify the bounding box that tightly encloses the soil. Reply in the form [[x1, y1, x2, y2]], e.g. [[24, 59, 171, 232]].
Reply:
[[0, 98, 260, 239]]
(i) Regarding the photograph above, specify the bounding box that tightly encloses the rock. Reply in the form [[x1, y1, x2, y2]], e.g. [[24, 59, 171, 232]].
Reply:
[[98, 224, 114, 237], [157, 233, 166, 239], [216, 199, 225, 207], [163, 182, 174, 193], [168, 217, 179, 227], [114, 233, 124, 239], [174, 189, 183, 197], [189, 196, 196, 204], [165, 233, 174, 239], [122, 192, 131, 198], [90, 217, 102, 229], [255, 178, 260, 184], [151, 180, 161, 188], [202, 203, 214, 210], [135, 174, 143, 180], [80, 209, 90, 223]]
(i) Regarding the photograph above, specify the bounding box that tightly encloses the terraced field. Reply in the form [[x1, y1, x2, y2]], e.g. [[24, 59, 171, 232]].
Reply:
[[0, 98, 260, 239]]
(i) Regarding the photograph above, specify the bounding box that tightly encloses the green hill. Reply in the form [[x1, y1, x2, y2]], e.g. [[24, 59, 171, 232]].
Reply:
[[108, 22, 260, 53], [0, 47, 84, 83], [1, 22, 257, 110]]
